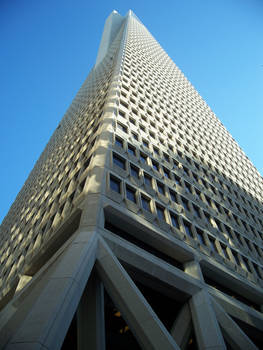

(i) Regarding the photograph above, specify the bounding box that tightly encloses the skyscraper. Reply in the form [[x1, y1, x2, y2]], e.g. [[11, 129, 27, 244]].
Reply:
[[0, 8, 263, 349]]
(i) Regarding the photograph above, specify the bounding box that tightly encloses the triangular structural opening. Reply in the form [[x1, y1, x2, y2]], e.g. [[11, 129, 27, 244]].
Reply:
[[104, 289, 142, 350], [61, 312, 77, 350], [232, 316, 263, 348]]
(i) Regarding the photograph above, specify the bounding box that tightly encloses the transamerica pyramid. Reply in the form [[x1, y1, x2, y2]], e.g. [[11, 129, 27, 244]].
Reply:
[[0, 10, 263, 349]]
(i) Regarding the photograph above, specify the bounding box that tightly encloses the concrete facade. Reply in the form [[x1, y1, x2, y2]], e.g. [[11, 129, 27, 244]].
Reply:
[[1, 9, 263, 349]]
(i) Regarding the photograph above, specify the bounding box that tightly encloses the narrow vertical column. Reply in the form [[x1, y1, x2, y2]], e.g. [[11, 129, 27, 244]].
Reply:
[[77, 272, 105, 350], [190, 290, 226, 350]]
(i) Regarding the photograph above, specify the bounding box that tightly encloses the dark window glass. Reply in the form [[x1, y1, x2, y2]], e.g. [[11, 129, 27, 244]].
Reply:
[[181, 197, 189, 211], [193, 205, 201, 218], [113, 154, 125, 169], [196, 228, 205, 245], [156, 205, 165, 221], [141, 196, 151, 211], [169, 190, 177, 203], [115, 137, 123, 148], [221, 244, 228, 259], [209, 238, 217, 252], [163, 153, 169, 162], [232, 251, 239, 265], [132, 132, 138, 140], [131, 165, 139, 178], [185, 182, 192, 193], [152, 161, 159, 171], [128, 144, 136, 156], [170, 213, 179, 228], [140, 153, 147, 163], [163, 168, 170, 178], [184, 221, 192, 237], [153, 147, 159, 155], [157, 182, 165, 195], [126, 186, 136, 202], [144, 173, 152, 187], [143, 139, 149, 148], [174, 175, 180, 185], [110, 176, 121, 193]]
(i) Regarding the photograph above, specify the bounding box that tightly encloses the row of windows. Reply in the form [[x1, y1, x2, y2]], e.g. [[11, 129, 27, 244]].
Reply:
[[116, 108, 263, 223], [112, 149, 263, 246], [109, 174, 263, 280]]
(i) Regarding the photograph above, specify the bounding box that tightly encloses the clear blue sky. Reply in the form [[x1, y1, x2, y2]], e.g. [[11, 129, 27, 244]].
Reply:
[[0, 0, 263, 223]]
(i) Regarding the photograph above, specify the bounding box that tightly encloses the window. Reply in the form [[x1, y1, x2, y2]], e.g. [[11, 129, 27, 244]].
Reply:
[[232, 250, 239, 265], [184, 182, 192, 194], [131, 165, 139, 178], [117, 122, 127, 133], [209, 237, 217, 252], [132, 132, 138, 141], [163, 153, 169, 162], [157, 181, 165, 195], [184, 221, 193, 237], [196, 228, 205, 245], [128, 144, 136, 156], [170, 212, 179, 229], [163, 167, 170, 179], [115, 137, 123, 148], [143, 139, 149, 148], [126, 186, 136, 203], [193, 204, 201, 218], [152, 161, 159, 172], [144, 173, 152, 187], [113, 153, 125, 169], [140, 153, 147, 163], [221, 244, 228, 259], [153, 147, 159, 155], [174, 175, 181, 186], [110, 176, 121, 193], [141, 196, 151, 211], [169, 189, 177, 203], [181, 197, 189, 211], [156, 205, 165, 221]]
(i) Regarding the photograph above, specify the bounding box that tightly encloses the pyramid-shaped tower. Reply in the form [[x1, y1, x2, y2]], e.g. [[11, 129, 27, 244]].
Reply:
[[1, 10, 263, 349]]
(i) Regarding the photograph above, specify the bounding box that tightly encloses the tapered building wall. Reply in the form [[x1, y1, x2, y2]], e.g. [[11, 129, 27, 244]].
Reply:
[[1, 10, 263, 349]]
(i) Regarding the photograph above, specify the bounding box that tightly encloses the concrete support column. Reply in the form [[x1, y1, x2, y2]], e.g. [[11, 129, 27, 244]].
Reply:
[[184, 258, 204, 282], [190, 290, 226, 350], [77, 272, 105, 350]]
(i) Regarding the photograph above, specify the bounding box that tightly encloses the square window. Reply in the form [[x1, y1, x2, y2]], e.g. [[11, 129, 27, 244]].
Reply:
[[128, 144, 136, 156], [115, 137, 123, 148], [157, 181, 165, 195], [140, 153, 147, 163], [153, 147, 159, 155], [113, 153, 126, 169], [110, 176, 121, 193], [196, 228, 205, 245], [132, 132, 138, 141], [156, 205, 165, 221], [144, 173, 152, 187], [143, 139, 149, 148], [152, 161, 159, 172], [181, 197, 189, 211], [184, 221, 192, 237], [117, 122, 127, 133], [163, 167, 170, 179], [131, 165, 139, 178], [141, 196, 151, 211], [126, 186, 136, 203], [170, 213, 179, 228]]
